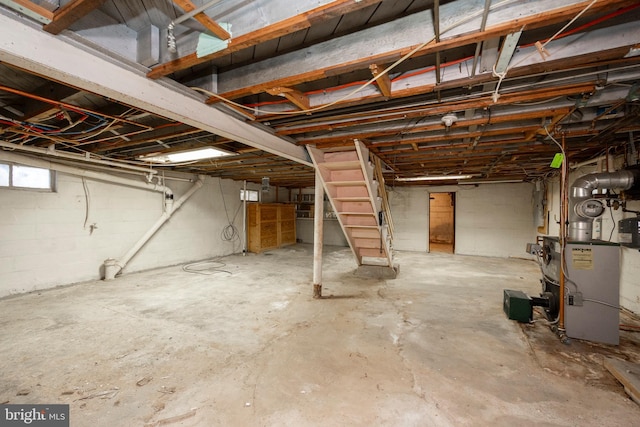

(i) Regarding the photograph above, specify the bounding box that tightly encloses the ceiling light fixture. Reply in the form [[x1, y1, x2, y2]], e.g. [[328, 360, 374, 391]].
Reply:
[[395, 174, 474, 182], [460, 179, 524, 185], [140, 147, 233, 163], [441, 113, 458, 128]]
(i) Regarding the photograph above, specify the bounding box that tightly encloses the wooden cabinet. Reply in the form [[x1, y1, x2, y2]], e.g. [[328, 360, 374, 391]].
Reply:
[[247, 203, 296, 253]]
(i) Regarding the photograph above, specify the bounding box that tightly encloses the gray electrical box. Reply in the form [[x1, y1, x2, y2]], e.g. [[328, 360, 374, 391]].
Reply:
[[619, 218, 640, 248]]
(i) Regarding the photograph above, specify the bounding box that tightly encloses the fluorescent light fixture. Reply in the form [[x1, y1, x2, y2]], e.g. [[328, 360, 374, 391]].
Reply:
[[460, 179, 524, 185], [395, 174, 474, 182], [141, 147, 233, 163]]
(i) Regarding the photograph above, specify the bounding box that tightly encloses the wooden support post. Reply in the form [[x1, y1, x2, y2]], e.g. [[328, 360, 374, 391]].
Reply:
[[313, 170, 324, 298]]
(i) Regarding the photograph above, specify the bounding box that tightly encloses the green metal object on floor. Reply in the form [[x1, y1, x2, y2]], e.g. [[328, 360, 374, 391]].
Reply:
[[503, 289, 532, 323]]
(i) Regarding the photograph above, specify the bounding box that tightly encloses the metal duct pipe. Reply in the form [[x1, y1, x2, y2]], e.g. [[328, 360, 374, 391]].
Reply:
[[568, 170, 639, 241], [0, 140, 156, 175], [104, 175, 205, 280], [0, 150, 170, 197]]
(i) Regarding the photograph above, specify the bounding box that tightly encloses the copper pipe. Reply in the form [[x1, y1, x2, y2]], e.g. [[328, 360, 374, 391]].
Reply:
[[559, 132, 568, 330]]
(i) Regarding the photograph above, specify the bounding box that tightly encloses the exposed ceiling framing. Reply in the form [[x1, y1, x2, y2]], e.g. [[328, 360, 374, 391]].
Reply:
[[0, 0, 639, 188]]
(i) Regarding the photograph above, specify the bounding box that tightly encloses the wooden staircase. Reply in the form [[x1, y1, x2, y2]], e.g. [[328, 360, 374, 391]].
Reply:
[[308, 140, 394, 268]]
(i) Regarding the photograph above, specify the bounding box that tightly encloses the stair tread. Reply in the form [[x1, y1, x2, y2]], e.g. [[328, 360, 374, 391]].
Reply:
[[325, 180, 367, 186], [318, 160, 361, 171], [344, 224, 379, 229], [338, 211, 376, 216], [334, 197, 370, 201]]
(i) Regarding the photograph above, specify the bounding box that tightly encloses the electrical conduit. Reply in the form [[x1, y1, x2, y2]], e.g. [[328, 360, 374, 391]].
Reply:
[[104, 175, 205, 280]]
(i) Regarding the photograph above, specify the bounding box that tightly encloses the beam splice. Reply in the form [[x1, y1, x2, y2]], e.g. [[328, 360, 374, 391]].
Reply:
[[369, 64, 392, 98], [266, 87, 310, 111], [0, 13, 310, 167], [1, 0, 53, 23], [43, 0, 108, 34], [494, 30, 522, 74], [171, 0, 230, 40]]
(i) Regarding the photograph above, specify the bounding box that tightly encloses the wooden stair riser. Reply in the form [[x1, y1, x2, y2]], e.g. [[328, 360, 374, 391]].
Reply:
[[308, 142, 393, 267], [342, 216, 378, 227], [339, 201, 375, 213]]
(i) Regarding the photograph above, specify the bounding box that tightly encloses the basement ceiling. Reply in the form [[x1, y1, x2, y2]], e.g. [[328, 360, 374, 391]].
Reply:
[[0, 0, 639, 188]]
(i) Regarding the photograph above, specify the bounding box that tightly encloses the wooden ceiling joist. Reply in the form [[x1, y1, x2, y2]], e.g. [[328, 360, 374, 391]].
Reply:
[[43, 0, 108, 35], [289, 107, 572, 144], [147, 0, 383, 79], [171, 0, 230, 41], [209, 0, 635, 103]]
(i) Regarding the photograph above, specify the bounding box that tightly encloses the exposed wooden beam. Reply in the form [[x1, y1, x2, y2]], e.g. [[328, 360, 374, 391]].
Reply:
[[0, 13, 311, 166], [369, 64, 392, 98], [297, 107, 572, 146], [256, 51, 634, 125], [209, 0, 635, 102], [43, 0, 108, 35], [279, 102, 574, 137], [92, 128, 203, 153], [354, 126, 543, 150], [171, 0, 230, 41], [293, 82, 595, 144], [148, 0, 383, 79], [266, 87, 310, 111]]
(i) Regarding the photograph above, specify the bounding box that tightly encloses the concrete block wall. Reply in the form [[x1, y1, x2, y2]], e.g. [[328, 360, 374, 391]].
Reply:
[[388, 186, 429, 252], [0, 170, 250, 297], [620, 241, 640, 315], [389, 183, 536, 258], [455, 183, 536, 257], [296, 219, 348, 246]]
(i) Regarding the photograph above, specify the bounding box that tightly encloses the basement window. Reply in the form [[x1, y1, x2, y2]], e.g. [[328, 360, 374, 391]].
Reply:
[[0, 163, 55, 191], [240, 189, 259, 201]]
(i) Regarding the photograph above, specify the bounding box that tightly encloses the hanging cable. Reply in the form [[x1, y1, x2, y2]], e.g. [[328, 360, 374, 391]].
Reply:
[[218, 179, 242, 252], [82, 177, 91, 230], [182, 258, 231, 275]]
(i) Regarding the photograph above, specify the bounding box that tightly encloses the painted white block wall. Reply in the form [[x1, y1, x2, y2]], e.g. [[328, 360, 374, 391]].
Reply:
[[455, 183, 536, 257], [389, 183, 536, 258], [296, 219, 348, 246], [620, 244, 640, 315], [0, 171, 250, 297], [388, 186, 429, 252]]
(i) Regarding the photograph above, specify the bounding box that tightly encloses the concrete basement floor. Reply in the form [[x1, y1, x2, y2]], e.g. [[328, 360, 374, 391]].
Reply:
[[1, 245, 640, 427]]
